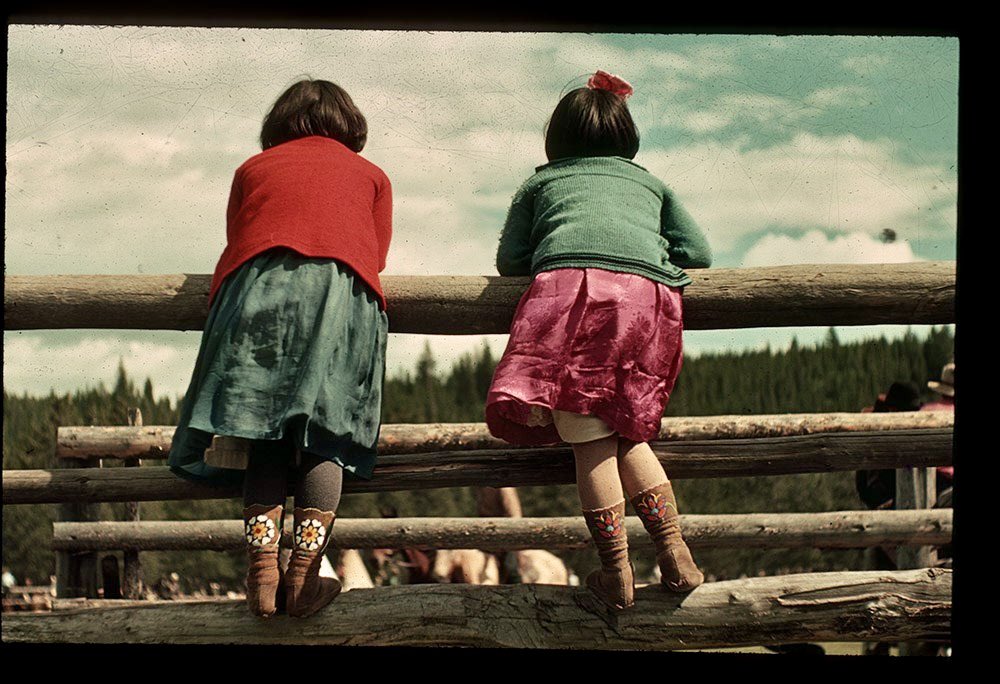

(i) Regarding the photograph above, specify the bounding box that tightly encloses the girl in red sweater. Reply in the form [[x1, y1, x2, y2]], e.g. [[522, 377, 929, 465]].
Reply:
[[168, 80, 392, 618]]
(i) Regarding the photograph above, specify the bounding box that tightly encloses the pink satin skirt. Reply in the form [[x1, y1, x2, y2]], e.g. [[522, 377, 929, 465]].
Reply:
[[485, 268, 684, 446]]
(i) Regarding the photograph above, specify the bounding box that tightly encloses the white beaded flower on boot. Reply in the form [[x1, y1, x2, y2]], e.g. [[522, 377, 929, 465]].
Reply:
[[245, 514, 277, 547], [294, 518, 327, 551]]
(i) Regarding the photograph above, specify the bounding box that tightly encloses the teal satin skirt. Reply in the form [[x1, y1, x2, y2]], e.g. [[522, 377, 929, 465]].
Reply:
[[168, 248, 388, 486]]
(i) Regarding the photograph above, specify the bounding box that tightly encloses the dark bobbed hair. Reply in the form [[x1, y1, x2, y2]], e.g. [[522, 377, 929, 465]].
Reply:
[[259, 79, 368, 152], [544, 87, 640, 162]]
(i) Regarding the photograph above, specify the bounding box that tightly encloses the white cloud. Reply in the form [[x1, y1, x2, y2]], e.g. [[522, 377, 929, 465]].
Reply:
[[386, 335, 507, 379], [670, 93, 801, 135], [550, 37, 736, 89], [4, 28, 958, 398], [679, 111, 732, 134], [3, 332, 200, 400], [841, 52, 892, 74], [1, 330, 509, 399], [4, 28, 565, 278], [387, 195, 498, 276], [7, 27, 956, 278], [740, 229, 919, 268], [643, 132, 956, 254], [804, 85, 872, 108]]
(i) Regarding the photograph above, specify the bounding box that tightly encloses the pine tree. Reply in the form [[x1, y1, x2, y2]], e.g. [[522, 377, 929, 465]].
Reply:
[[415, 342, 439, 422]]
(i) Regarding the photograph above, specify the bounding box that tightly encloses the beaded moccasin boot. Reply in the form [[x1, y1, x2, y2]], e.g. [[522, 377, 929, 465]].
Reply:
[[243, 503, 284, 618], [285, 507, 342, 617], [630, 481, 704, 592], [581, 500, 634, 610]]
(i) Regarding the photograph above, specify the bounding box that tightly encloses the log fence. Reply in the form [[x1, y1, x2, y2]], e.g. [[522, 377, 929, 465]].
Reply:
[[51, 510, 952, 552], [4, 263, 955, 332], [3, 427, 953, 504], [2, 263, 956, 648]]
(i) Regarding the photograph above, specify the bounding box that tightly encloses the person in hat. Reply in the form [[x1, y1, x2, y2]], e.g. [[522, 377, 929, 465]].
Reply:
[[855, 380, 925, 657], [922, 362, 955, 487], [922, 362, 955, 553], [855, 381, 923, 511], [926, 362, 955, 403]]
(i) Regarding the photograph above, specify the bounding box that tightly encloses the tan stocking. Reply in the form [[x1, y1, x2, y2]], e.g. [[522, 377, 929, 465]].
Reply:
[[617, 438, 668, 495], [571, 435, 633, 609], [572, 434, 624, 509]]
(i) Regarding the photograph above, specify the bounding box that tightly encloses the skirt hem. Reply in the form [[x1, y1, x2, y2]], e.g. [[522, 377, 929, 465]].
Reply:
[[169, 419, 378, 483]]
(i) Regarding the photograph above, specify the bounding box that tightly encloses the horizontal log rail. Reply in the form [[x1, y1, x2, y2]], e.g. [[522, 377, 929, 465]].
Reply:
[[6, 429, 952, 504], [51, 510, 953, 552], [12, 429, 956, 504], [54, 412, 954, 460], [1, 568, 952, 647], [4, 262, 955, 332]]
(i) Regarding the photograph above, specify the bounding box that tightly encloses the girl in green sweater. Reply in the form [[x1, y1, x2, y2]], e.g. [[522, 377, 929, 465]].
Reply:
[[486, 71, 712, 610]]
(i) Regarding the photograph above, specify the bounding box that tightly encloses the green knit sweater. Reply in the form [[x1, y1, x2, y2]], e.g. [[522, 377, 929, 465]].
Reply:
[[496, 156, 712, 286]]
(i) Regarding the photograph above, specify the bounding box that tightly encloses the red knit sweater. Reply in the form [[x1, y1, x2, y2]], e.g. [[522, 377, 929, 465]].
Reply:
[[208, 136, 393, 309]]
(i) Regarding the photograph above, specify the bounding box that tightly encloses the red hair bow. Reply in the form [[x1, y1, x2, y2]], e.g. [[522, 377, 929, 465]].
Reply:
[[586, 70, 634, 99]]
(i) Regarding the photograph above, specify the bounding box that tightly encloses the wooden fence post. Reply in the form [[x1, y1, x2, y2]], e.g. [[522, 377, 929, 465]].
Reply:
[[896, 467, 937, 569], [895, 465, 938, 656], [101, 555, 122, 599], [54, 423, 100, 599], [122, 407, 143, 599]]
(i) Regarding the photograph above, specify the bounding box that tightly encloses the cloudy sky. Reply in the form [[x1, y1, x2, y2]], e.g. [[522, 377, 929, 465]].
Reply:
[[4, 27, 958, 401]]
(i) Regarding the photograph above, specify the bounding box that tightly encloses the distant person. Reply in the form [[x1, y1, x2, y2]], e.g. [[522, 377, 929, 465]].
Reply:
[[167, 79, 394, 618], [923, 362, 955, 494], [923, 362, 955, 562], [925, 362, 955, 408], [900, 362, 955, 657], [855, 381, 922, 511], [2, 567, 15, 595], [154, 571, 181, 600], [855, 367, 955, 511], [485, 71, 712, 610]]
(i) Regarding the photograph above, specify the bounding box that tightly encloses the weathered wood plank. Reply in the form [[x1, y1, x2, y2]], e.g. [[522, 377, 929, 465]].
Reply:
[[51, 510, 953, 552], [122, 407, 143, 600], [5, 429, 953, 504], [3, 262, 955, 332], [54, 412, 954, 460], [1, 569, 952, 648], [54, 455, 101, 599], [895, 465, 940, 658], [896, 467, 938, 571]]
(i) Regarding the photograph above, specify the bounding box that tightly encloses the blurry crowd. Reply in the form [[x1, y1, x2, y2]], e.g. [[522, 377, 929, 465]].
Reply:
[[855, 361, 955, 567]]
